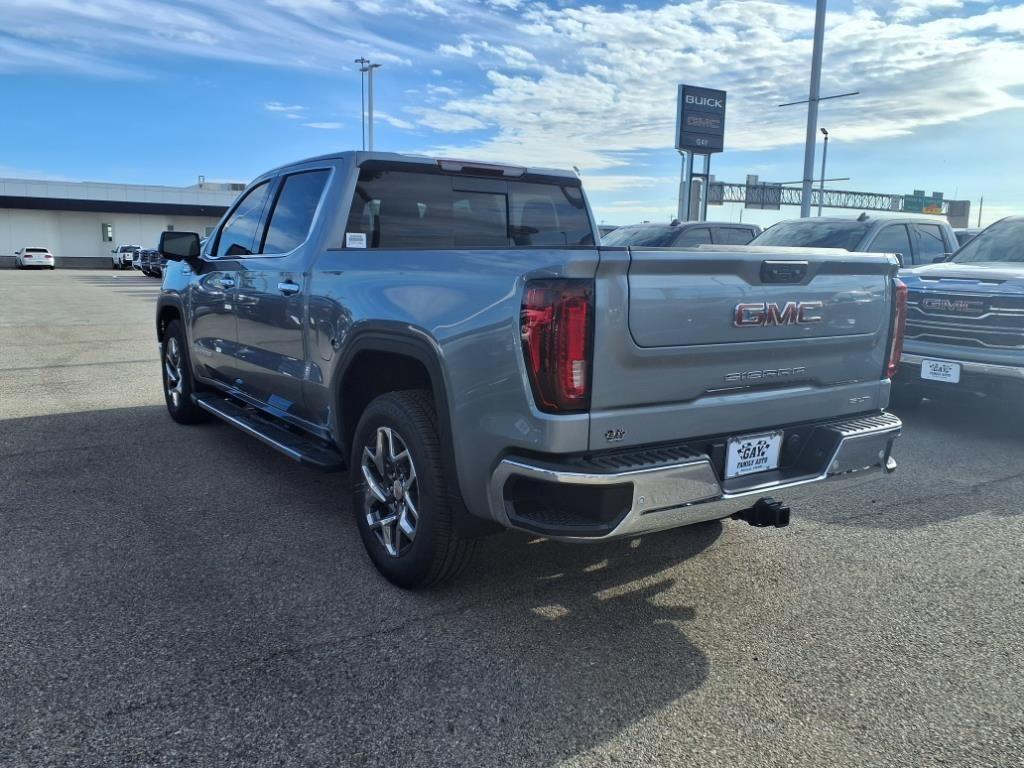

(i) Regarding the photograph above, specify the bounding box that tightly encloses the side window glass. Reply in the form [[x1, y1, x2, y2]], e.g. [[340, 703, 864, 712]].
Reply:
[[213, 181, 271, 257], [866, 225, 912, 264], [714, 227, 756, 245], [261, 170, 330, 254], [675, 227, 711, 246], [916, 224, 947, 263]]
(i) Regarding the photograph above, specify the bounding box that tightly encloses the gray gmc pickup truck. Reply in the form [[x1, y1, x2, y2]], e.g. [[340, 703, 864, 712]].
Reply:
[[896, 216, 1024, 405], [156, 151, 904, 588]]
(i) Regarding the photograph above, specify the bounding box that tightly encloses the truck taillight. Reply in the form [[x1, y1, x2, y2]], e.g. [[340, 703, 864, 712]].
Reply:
[[887, 278, 908, 379], [521, 279, 593, 413]]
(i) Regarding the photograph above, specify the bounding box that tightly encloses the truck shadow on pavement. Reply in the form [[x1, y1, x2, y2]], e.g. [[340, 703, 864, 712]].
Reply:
[[1, 405, 717, 767]]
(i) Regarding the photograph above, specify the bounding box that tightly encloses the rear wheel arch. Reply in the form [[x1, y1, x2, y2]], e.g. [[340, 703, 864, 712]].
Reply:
[[156, 302, 183, 341], [333, 329, 499, 538], [335, 330, 451, 459]]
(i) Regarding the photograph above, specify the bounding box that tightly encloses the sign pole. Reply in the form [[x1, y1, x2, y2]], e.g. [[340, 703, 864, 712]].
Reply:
[[700, 154, 711, 222], [677, 152, 689, 221]]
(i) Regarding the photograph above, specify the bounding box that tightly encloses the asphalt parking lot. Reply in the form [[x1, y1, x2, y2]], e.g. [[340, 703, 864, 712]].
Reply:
[[1, 268, 1022, 767]]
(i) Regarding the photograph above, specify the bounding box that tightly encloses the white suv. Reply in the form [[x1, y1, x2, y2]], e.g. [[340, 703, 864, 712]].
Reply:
[[111, 244, 141, 270], [15, 247, 55, 269]]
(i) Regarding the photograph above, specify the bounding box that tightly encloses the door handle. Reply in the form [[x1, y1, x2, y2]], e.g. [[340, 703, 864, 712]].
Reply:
[[278, 281, 301, 296]]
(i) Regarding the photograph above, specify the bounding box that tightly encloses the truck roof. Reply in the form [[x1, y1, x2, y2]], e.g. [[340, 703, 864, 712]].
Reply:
[[262, 151, 579, 183], [775, 214, 952, 226]]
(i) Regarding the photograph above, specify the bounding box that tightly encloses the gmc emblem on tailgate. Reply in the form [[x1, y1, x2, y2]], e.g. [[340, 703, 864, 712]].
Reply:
[[734, 301, 824, 327]]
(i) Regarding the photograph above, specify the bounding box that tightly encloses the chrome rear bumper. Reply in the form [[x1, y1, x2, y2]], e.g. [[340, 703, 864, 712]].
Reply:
[[490, 412, 902, 541]]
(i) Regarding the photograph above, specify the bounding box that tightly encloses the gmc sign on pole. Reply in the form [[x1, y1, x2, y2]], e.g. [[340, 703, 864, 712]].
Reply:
[[676, 85, 726, 154]]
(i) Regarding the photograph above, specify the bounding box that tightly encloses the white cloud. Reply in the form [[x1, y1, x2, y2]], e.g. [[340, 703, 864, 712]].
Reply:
[[265, 101, 305, 113], [375, 111, 415, 130], [0, 0, 420, 75], [581, 175, 676, 193], [408, 107, 486, 132], [303, 122, 343, 129], [423, 0, 1024, 170]]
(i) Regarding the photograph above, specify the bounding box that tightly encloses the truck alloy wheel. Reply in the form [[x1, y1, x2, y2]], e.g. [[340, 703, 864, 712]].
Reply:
[[350, 391, 475, 588], [360, 426, 419, 557], [164, 336, 185, 409]]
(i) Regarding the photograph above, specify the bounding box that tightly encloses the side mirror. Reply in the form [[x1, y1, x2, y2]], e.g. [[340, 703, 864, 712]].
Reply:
[[159, 231, 201, 262], [933, 255, 949, 264], [110, 249, 116, 254], [894, 252, 905, 267]]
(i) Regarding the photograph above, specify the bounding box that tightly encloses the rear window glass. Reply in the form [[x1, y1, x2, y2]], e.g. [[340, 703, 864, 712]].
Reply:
[[344, 168, 593, 248], [953, 219, 1024, 264], [602, 226, 678, 247], [25, 248, 49, 253], [752, 221, 868, 250]]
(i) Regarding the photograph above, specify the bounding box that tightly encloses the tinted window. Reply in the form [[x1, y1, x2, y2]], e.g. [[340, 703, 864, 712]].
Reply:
[[508, 182, 592, 246], [866, 225, 913, 264], [345, 169, 592, 248], [602, 225, 679, 247], [916, 224, 948, 263], [953, 219, 1024, 264], [752, 220, 868, 250], [26, 248, 48, 253], [675, 227, 711, 246], [214, 181, 271, 257], [713, 227, 756, 245], [261, 170, 329, 254]]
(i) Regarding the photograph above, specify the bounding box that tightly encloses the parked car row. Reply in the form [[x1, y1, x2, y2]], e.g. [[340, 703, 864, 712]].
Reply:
[[132, 248, 166, 277]]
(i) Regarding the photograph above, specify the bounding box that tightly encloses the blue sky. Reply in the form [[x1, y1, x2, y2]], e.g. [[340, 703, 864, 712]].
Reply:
[[1, 0, 1022, 226]]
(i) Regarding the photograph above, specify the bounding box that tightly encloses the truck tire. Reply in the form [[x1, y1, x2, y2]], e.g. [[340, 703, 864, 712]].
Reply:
[[160, 319, 211, 425], [351, 390, 475, 589]]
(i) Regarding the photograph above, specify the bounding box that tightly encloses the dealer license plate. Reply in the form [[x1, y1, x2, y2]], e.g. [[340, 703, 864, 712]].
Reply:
[[725, 431, 783, 479], [920, 359, 961, 383]]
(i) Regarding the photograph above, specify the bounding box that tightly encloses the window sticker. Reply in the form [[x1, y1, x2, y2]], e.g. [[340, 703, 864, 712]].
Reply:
[[346, 232, 367, 248]]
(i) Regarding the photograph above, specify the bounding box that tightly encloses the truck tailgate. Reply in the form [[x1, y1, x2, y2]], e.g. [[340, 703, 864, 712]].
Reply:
[[589, 247, 898, 450]]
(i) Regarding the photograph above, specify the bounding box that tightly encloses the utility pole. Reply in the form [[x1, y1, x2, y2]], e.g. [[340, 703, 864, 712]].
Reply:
[[356, 58, 381, 151], [978, 196, 983, 227], [800, 0, 827, 218], [354, 57, 369, 150], [817, 127, 829, 216]]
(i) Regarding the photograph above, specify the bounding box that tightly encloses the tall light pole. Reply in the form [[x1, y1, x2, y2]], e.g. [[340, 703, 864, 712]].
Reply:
[[354, 57, 369, 150], [817, 127, 829, 216], [355, 58, 382, 151], [800, 0, 827, 218]]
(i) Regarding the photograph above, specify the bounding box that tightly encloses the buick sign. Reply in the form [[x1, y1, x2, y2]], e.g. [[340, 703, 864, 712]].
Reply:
[[676, 84, 727, 154]]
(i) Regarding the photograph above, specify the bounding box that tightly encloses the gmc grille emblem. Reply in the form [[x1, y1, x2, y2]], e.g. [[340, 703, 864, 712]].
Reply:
[[921, 297, 985, 314], [734, 301, 824, 327]]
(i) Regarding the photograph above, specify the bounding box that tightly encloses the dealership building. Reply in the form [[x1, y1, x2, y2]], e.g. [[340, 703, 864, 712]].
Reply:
[[0, 177, 243, 266]]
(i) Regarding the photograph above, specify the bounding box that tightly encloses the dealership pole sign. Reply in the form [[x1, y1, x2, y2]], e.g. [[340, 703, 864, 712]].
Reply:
[[675, 85, 726, 154]]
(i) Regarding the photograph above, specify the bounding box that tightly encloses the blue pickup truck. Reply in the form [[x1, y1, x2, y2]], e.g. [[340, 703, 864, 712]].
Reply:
[[895, 217, 1024, 406], [154, 150, 904, 588]]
